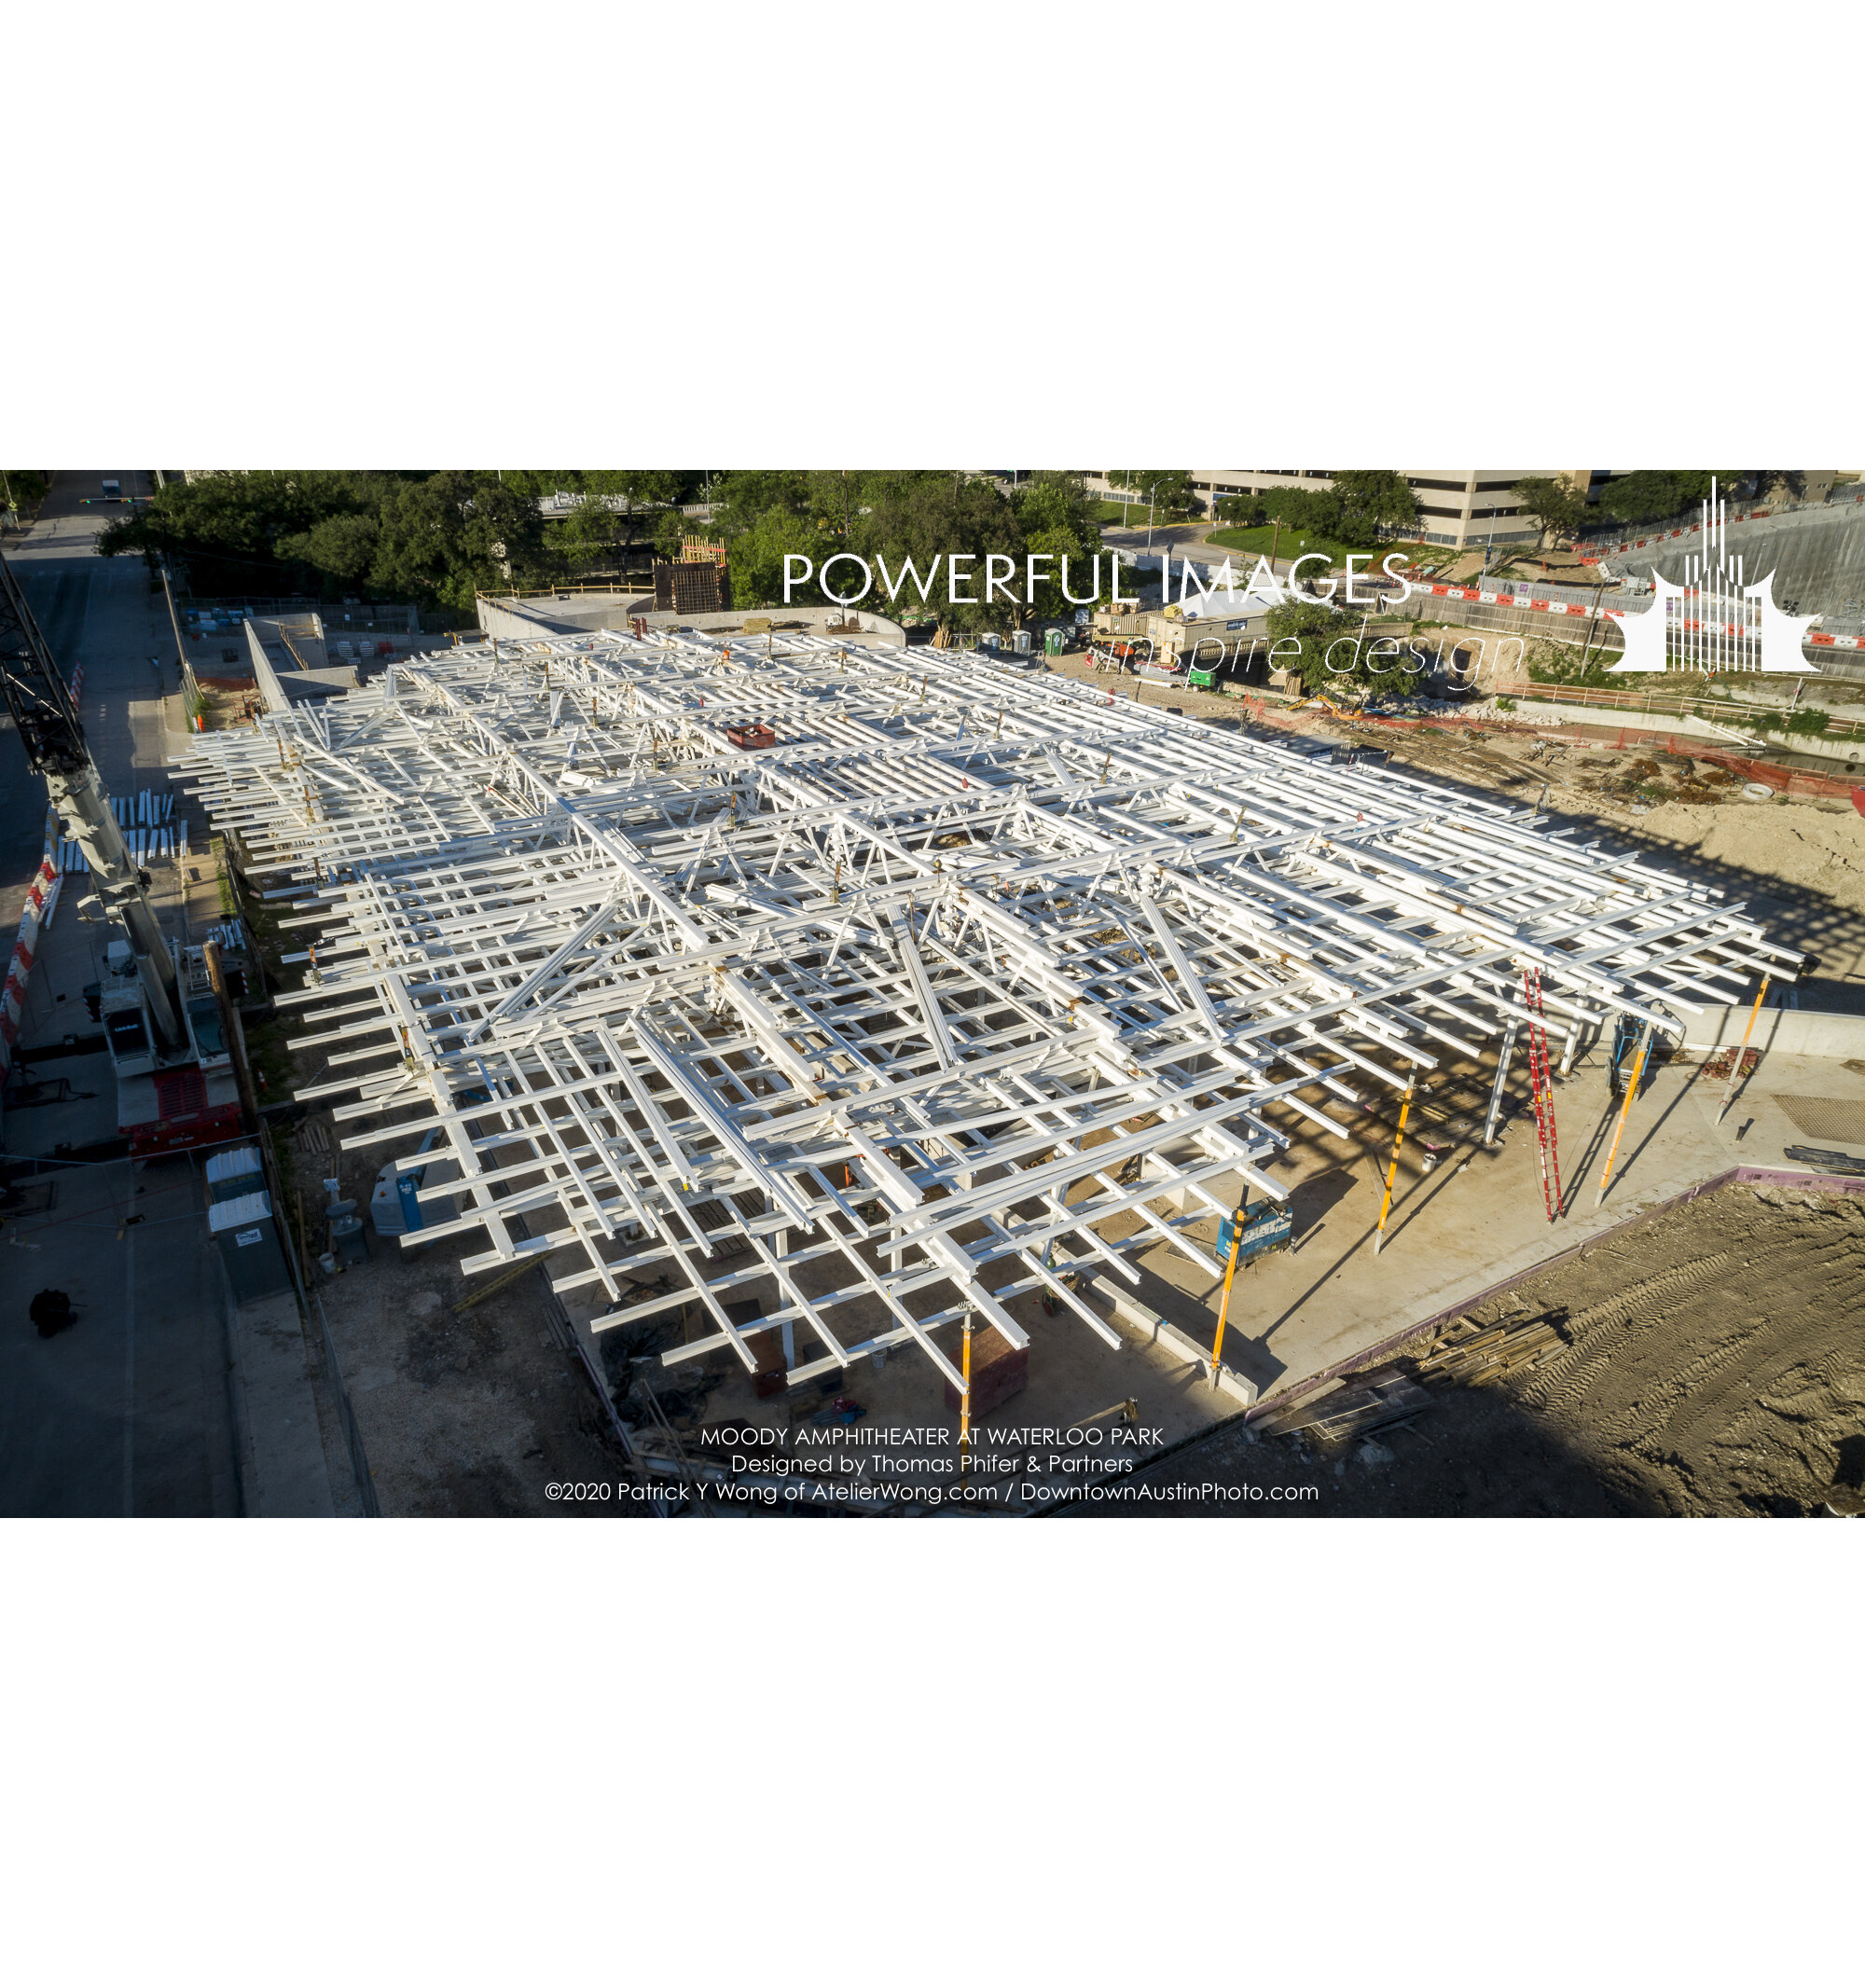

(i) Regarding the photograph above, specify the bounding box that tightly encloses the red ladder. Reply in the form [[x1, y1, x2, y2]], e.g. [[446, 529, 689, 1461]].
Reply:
[[1521, 965, 1564, 1222]]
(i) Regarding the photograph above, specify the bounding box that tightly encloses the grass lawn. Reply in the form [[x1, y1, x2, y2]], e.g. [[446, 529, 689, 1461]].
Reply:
[[1088, 500, 1201, 528], [1204, 524, 1441, 569]]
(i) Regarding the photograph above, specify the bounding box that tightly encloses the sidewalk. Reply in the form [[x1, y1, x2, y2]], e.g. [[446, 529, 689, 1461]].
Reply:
[[224, 1285, 344, 1518]]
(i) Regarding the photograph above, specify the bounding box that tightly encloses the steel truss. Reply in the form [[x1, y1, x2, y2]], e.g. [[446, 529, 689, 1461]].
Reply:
[[176, 628, 1800, 1392]]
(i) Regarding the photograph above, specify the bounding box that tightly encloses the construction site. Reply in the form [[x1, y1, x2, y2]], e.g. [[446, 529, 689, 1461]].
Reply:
[[142, 610, 1865, 1517]]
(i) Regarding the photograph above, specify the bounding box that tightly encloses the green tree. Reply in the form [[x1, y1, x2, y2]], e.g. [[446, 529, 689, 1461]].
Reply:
[[854, 473, 1025, 642], [1329, 471, 1419, 543], [1108, 470, 1196, 518], [1597, 471, 1742, 525], [1214, 492, 1265, 527], [1261, 597, 1422, 697], [1254, 485, 1339, 537], [274, 510, 381, 588], [1009, 473, 1110, 627], [728, 506, 836, 609], [652, 507, 692, 562], [707, 472, 815, 544], [366, 472, 553, 612], [2, 470, 51, 514], [1511, 474, 1589, 547], [547, 495, 626, 575], [97, 470, 372, 565], [1262, 598, 1347, 693]]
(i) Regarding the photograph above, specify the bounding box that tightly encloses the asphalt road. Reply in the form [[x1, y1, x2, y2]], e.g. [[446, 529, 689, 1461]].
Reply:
[[2, 470, 242, 1517]]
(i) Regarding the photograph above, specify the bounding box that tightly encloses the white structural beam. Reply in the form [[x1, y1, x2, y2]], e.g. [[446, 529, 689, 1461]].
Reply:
[[177, 627, 1799, 1396]]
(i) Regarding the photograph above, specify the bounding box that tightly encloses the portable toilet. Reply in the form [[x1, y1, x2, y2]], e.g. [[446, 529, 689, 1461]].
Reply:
[[205, 1144, 265, 1204], [209, 1190, 293, 1301]]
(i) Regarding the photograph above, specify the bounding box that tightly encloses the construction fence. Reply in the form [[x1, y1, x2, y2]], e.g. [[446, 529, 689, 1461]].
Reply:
[[1575, 484, 1865, 561]]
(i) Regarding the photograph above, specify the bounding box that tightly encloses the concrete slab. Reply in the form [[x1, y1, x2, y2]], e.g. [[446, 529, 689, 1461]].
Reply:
[[1109, 1042, 1865, 1405]]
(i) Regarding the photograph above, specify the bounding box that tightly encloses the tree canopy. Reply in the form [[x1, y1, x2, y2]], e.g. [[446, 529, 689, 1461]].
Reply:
[[94, 470, 702, 611], [1107, 470, 1197, 516], [1262, 597, 1424, 697], [1510, 474, 1590, 546], [1213, 475, 1417, 545], [1327, 471, 1419, 543], [1596, 471, 1743, 525], [93, 469, 1125, 629], [706, 471, 1120, 637]]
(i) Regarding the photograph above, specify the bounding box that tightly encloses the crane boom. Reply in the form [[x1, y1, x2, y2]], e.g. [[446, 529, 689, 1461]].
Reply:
[[0, 546, 186, 1051]]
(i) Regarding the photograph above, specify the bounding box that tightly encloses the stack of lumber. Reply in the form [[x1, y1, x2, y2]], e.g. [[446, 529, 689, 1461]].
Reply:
[[1252, 1364, 1431, 1443], [1416, 1312, 1568, 1388]]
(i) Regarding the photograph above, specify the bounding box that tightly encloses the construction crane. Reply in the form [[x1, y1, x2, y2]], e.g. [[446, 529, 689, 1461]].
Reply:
[[0, 544, 186, 1053]]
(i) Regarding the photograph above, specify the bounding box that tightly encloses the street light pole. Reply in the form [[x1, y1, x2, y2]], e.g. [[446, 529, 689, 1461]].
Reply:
[[1146, 482, 1160, 552]]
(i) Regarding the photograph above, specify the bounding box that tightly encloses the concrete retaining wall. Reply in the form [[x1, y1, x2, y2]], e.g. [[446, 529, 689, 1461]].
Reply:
[[477, 594, 907, 646], [1506, 699, 1745, 744], [1497, 700, 1865, 767], [1090, 1279, 1259, 1407], [1680, 1005, 1865, 1056], [243, 617, 288, 712]]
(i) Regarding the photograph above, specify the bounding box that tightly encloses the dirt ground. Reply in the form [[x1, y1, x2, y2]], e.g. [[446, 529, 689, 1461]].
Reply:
[[311, 1223, 632, 1517], [1092, 1183, 1865, 1517]]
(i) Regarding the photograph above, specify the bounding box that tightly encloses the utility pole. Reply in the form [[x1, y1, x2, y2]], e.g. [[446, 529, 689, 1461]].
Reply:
[[157, 554, 189, 678], [1578, 576, 1607, 674]]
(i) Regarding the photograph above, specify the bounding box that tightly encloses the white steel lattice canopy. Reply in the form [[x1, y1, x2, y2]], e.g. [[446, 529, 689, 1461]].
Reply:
[[175, 628, 1799, 1392]]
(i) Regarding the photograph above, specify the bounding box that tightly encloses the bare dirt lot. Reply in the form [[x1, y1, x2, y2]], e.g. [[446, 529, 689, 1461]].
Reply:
[[1096, 1183, 1865, 1516], [313, 1232, 631, 1517]]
